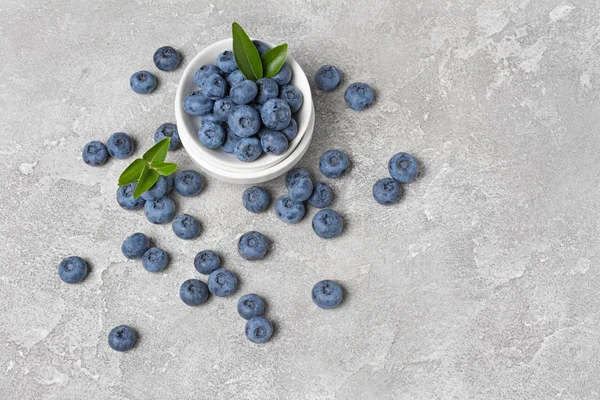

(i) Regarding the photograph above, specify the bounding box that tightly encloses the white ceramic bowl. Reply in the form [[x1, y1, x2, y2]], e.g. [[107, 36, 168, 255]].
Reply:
[[175, 38, 314, 183]]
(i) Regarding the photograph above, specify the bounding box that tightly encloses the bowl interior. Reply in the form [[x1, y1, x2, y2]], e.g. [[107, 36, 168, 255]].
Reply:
[[175, 38, 313, 173]]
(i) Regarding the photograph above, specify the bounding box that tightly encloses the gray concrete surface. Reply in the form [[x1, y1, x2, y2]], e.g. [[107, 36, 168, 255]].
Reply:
[[2, 0, 600, 399]]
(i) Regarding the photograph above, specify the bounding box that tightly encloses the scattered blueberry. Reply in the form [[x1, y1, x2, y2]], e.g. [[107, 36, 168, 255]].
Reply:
[[153, 46, 181, 71], [228, 105, 261, 137], [314, 65, 342, 91], [58, 256, 88, 284], [199, 73, 227, 100], [260, 130, 288, 155], [234, 137, 262, 162], [172, 214, 201, 240], [230, 80, 258, 105], [372, 178, 402, 205], [260, 98, 291, 130], [308, 182, 333, 208], [344, 82, 374, 111], [180, 279, 209, 306], [388, 152, 419, 183], [82, 141, 108, 166], [184, 90, 214, 116], [213, 97, 234, 122], [208, 268, 238, 297], [174, 170, 204, 197], [142, 247, 169, 272], [108, 325, 137, 352], [312, 280, 344, 309], [198, 120, 226, 149], [141, 176, 167, 201], [238, 294, 266, 320], [245, 316, 273, 344], [107, 132, 134, 159], [121, 232, 150, 259], [164, 174, 175, 194], [144, 196, 176, 224], [286, 168, 313, 202], [312, 209, 344, 239], [281, 118, 298, 141], [256, 78, 279, 104], [130, 70, 157, 94], [319, 149, 350, 178], [242, 186, 271, 213], [253, 40, 270, 55], [238, 231, 268, 261], [154, 123, 180, 151], [216, 50, 238, 73], [195, 65, 222, 86], [194, 250, 221, 275], [279, 85, 303, 113], [117, 182, 146, 210], [225, 70, 246, 87], [221, 128, 242, 154], [272, 63, 292, 86], [275, 195, 305, 224]]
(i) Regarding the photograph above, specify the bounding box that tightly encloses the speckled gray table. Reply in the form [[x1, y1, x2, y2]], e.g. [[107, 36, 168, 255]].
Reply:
[[2, 1, 600, 399]]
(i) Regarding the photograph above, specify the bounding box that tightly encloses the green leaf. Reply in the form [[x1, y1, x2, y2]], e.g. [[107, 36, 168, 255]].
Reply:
[[261, 43, 288, 78], [153, 162, 178, 176], [118, 158, 147, 186], [133, 164, 159, 199], [143, 138, 170, 165], [232, 22, 263, 81]]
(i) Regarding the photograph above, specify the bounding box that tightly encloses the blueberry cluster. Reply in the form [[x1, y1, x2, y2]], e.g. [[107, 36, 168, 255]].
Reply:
[[184, 42, 302, 162], [82, 132, 135, 167], [373, 152, 420, 205], [313, 64, 375, 111], [130, 46, 181, 95], [236, 294, 273, 344], [121, 232, 170, 272]]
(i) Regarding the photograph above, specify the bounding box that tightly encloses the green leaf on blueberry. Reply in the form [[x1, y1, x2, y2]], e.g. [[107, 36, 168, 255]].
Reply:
[[118, 158, 146, 186], [133, 163, 150, 198], [143, 138, 170, 165], [134, 168, 160, 199], [153, 162, 178, 176], [261, 43, 288, 78], [232, 22, 263, 81]]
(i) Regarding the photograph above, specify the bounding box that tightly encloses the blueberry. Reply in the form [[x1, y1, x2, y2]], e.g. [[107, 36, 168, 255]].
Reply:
[[213, 97, 234, 122], [319, 149, 350, 178], [373, 178, 402, 205], [106, 133, 134, 159], [275, 195, 305, 224], [199, 73, 227, 100], [184, 90, 214, 116], [108, 325, 137, 352], [285, 168, 313, 202], [58, 256, 88, 284], [238, 294, 266, 320], [198, 120, 226, 149], [144, 196, 176, 224], [228, 105, 261, 137], [260, 130, 288, 155], [234, 137, 262, 162], [256, 78, 279, 104], [314, 65, 341, 91], [242, 186, 271, 213], [230, 80, 258, 105], [312, 209, 343, 239], [388, 152, 419, 183], [194, 250, 221, 275], [117, 182, 146, 210], [179, 279, 209, 306], [238, 231, 268, 261], [308, 182, 333, 208], [130, 70, 157, 94], [153, 46, 181, 71], [344, 82, 374, 111], [154, 123, 180, 151], [216, 50, 238, 73], [208, 268, 238, 297], [172, 214, 201, 240], [82, 141, 108, 166], [142, 247, 169, 272], [174, 170, 204, 197], [272, 63, 292, 86], [225, 70, 246, 87], [252, 40, 270, 55], [221, 128, 242, 154], [141, 176, 167, 201], [281, 118, 298, 141], [195, 64, 222, 86], [245, 316, 273, 344], [279, 85, 303, 113], [312, 280, 343, 309], [164, 174, 175, 194], [260, 98, 291, 131], [121, 233, 150, 259]]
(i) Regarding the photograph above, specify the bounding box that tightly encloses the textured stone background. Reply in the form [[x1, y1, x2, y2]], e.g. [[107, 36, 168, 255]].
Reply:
[[2, 0, 600, 399]]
